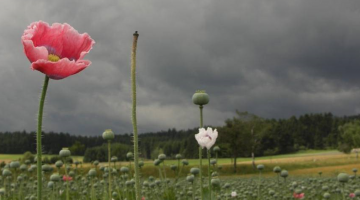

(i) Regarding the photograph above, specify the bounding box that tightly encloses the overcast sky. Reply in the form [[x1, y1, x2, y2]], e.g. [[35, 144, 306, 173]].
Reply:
[[1, 0, 360, 136]]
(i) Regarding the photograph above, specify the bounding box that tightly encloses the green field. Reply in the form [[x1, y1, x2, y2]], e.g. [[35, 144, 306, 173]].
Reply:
[[1, 149, 358, 178], [0, 154, 84, 162]]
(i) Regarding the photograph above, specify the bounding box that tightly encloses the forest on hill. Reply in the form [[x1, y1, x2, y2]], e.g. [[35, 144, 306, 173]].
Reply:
[[1, 112, 360, 162]]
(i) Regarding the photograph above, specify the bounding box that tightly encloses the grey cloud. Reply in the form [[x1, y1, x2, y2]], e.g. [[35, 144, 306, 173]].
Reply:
[[0, 0, 360, 135]]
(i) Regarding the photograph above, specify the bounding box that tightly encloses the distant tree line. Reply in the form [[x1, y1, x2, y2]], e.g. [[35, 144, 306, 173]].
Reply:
[[1, 112, 360, 163]]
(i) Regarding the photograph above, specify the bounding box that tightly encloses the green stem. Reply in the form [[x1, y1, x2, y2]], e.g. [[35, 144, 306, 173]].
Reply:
[[37, 75, 50, 200], [108, 140, 112, 198], [131, 31, 141, 200], [257, 171, 261, 200], [64, 159, 69, 200], [199, 105, 204, 200], [342, 183, 346, 200], [192, 182, 195, 200], [207, 149, 212, 200], [162, 162, 169, 199], [176, 159, 180, 182]]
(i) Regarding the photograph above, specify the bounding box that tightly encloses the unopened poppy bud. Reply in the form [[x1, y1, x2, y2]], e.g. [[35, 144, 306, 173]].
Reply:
[[192, 90, 209, 106], [59, 148, 71, 157], [102, 129, 114, 140]]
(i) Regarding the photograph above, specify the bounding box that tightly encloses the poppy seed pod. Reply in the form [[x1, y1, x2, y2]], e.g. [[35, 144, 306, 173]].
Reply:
[[323, 192, 331, 199], [337, 173, 349, 183], [138, 160, 144, 167], [93, 160, 99, 166], [175, 154, 182, 159], [20, 164, 27, 171], [2, 169, 11, 177], [111, 156, 118, 162], [120, 166, 129, 173], [186, 175, 194, 183], [47, 181, 54, 188], [213, 146, 220, 152], [59, 148, 71, 157], [273, 166, 281, 173], [211, 178, 220, 187], [353, 168, 358, 173], [182, 159, 189, 166], [148, 176, 155, 182], [55, 160, 63, 168], [102, 129, 114, 140], [0, 188, 4, 195], [69, 171, 75, 177], [143, 181, 149, 187], [126, 152, 134, 159], [192, 90, 209, 106], [50, 174, 60, 182], [41, 164, 52, 172], [10, 161, 20, 169], [153, 159, 162, 166], [170, 165, 177, 171], [257, 164, 264, 171], [210, 159, 217, 165], [280, 170, 288, 178], [190, 167, 200, 175], [158, 154, 166, 161], [88, 169, 96, 177]]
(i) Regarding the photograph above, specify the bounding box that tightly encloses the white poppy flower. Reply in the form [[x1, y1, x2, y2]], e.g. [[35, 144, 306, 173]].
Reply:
[[231, 191, 237, 197], [195, 127, 218, 150]]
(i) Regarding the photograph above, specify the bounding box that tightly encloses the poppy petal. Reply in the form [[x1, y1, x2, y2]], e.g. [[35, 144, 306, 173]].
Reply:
[[31, 59, 91, 80], [60, 23, 95, 61], [23, 21, 64, 56], [22, 40, 48, 63]]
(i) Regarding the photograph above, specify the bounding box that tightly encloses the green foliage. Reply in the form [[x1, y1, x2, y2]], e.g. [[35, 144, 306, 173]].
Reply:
[[69, 141, 86, 155], [1, 112, 360, 162], [83, 143, 132, 162], [21, 151, 35, 163], [338, 120, 360, 153]]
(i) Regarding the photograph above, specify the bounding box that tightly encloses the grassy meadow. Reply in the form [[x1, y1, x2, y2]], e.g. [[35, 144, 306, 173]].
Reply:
[[1, 150, 358, 178]]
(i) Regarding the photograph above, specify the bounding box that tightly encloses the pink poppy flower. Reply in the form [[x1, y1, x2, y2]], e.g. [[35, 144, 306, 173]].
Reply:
[[293, 192, 305, 199], [22, 21, 95, 80], [62, 175, 73, 182], [350, 193, 355, 198], [141, 197, 145, 200]]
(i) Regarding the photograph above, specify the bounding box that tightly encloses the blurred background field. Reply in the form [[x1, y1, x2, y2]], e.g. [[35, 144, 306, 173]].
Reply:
[[1, 150, 359, 178]]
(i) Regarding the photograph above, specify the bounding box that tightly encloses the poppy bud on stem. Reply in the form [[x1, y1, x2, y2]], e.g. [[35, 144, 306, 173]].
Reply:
[[192, 90, 210, 200], [131, 31, 141, 200], [36, 75, 50, 200]]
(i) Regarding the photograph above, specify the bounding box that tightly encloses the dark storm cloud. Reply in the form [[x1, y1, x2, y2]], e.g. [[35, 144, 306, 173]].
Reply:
[[1, 0, 360, 135]]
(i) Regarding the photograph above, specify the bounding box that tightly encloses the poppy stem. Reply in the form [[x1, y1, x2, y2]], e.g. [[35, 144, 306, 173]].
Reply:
[[207, 149, 212, 200], [37, 75, 49, 200], [108, 140, 112, 199], [199, 105, 204, 200], [131, 31, 141, 200], [64, 159, 69, 200]]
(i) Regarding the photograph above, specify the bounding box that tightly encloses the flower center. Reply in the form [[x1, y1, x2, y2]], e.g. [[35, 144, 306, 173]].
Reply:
[[48, 54, 60, 62], [205, 134, 212, 140]]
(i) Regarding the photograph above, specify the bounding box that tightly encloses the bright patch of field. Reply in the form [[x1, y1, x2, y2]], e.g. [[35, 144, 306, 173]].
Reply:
[[0, 154, 83, 163]]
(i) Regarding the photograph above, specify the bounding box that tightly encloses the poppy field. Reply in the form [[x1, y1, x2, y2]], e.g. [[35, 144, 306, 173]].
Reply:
[[2, 16, 355, 200], [1, 150, 360, 200]]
